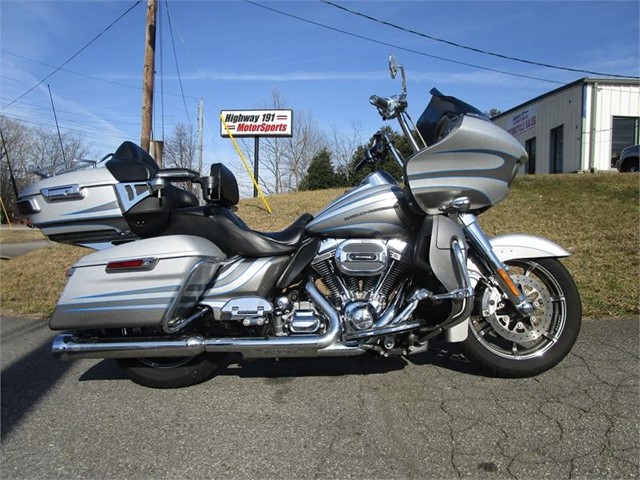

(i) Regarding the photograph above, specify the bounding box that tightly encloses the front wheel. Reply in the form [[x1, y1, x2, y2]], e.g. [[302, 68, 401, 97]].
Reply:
[[461, 258, 581, 378]]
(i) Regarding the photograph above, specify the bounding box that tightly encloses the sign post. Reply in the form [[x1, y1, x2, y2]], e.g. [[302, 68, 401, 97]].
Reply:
[[254, 137, 260, 198], [220, 109, 293, 197]]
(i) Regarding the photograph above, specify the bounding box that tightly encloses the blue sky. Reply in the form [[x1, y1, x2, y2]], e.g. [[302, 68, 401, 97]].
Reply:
[[1, 0, 639, 182]]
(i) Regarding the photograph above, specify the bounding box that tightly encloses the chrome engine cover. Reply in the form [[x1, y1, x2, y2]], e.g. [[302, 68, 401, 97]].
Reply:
[[335, 239, 388, 276]]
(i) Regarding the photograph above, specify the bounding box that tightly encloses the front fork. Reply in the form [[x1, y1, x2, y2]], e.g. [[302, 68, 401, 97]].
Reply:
[[456, 213, 534, 317]]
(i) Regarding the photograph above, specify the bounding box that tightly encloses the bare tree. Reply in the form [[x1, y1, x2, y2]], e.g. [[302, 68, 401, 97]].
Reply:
[[163, 123, 197, 170], [30, 129, 90, 171], [0, 115, 91, 222], [251, 88, 289, 195], [284, 110, 327, 191], [163, 122, 199, 196], [328, 120, 366, 183], [238, 89, 327, 194]]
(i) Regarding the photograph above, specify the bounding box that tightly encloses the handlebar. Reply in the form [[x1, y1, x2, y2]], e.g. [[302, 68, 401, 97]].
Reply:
[[370, 95, 391, 111], [355, 132, 387, 172], [370, 94, 408, 120], [156, 168, 201, 182]]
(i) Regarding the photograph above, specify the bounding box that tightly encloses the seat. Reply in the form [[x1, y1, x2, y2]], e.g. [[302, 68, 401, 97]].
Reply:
[[161, 163, 312, 257], [165, 207, 314, 257], [259, 213, 314, 245]]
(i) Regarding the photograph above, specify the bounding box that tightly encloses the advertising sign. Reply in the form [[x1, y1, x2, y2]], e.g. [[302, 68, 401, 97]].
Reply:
[[220, 109, 293, 138], [507, 106, 538, 136]]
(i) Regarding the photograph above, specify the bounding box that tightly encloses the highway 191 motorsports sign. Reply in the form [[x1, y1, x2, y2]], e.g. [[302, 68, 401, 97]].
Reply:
[[220, 109, 293, 138]]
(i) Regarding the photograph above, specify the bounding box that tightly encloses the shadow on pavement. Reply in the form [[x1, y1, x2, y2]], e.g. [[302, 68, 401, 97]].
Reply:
[[79, 342, 486, 384], [1, 338, 72, 441], [79, 359, 127, 382], [406, 341, 486, 376]]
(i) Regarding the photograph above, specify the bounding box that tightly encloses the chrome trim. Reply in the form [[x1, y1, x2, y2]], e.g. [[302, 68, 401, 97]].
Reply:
[[163, 258, 220, 333], [114, 183, 152, 212], [220, 297, 273, 320], [335, 239, 388, 276], [288, 311, 321, 334], [345, 320, 422, 341], [17, 198, 41, 214], [52, 333, 206, 360], [459, 213, 533, 315], [41, 184, 84, 201]]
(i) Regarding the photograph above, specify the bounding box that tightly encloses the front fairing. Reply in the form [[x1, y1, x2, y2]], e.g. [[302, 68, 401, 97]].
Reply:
[[405, 114, 527, 214]]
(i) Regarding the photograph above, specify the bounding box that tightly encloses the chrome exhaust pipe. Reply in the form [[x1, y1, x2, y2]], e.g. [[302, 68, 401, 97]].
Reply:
[[52, 333, 206, 360], [52, 281, 349, 361]]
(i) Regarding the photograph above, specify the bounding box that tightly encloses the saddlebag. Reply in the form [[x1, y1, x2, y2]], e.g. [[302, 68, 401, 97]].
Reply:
[[49, 235, 226, 331]]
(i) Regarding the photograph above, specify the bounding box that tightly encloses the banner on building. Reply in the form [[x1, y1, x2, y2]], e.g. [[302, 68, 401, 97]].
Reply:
[[506, 106, 538, 136]]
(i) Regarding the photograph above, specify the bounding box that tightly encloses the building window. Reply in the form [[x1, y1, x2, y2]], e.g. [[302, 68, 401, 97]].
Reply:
[[550, 125, 564, 173], [611, 116, 639, 167], [525, 137, 536, 174]]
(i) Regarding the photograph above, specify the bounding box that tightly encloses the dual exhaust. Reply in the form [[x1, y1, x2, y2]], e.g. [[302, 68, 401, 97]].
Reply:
[[53, 281, 364, 360]]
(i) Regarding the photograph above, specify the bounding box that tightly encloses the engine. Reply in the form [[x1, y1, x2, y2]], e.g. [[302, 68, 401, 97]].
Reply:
[[310, 238, 413, 333]]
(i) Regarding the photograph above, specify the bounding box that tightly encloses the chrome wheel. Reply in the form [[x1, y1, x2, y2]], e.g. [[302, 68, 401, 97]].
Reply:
[[475, 263, 563, 359], [462, 258, 581, 377]]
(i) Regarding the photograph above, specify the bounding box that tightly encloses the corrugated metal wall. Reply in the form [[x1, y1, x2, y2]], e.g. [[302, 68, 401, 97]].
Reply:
[[584, 84, 640, 171], [494, 81, 639, 173]]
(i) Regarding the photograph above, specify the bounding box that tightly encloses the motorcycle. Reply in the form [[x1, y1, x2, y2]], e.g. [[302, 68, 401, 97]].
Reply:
[[17, 56, 581, 388]]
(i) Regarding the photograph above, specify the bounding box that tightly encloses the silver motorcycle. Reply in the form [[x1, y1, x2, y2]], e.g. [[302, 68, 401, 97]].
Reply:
[[17, 56, 581, 388]]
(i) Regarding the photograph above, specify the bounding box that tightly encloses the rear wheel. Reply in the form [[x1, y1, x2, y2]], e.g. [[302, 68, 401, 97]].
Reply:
[[116, 353, 223, 388], [462, 258, 581, 377]]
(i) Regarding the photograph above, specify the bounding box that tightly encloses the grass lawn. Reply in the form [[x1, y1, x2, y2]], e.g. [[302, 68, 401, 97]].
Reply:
[[0, 228, 45, 244], [1, 173, 637, 319]]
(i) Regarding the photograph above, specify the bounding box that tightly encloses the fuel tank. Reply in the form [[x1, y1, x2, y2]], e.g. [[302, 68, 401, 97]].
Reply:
[[305, 172, 411, 238]]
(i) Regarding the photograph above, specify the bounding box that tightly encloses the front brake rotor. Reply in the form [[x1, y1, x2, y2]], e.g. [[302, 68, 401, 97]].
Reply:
[[480, 275, 552, 344]]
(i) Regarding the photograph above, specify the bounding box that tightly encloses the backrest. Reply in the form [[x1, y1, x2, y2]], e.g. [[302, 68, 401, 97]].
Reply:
[[106, 141, 159, 181], [204, 163, 239, 207]]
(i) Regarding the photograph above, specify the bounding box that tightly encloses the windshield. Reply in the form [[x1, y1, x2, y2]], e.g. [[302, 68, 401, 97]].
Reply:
[[416, 88, 488, 146]]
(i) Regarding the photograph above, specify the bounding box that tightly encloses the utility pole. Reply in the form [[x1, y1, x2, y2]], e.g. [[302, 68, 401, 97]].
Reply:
[[140, 0, 157, 153], [197, 99, 204, 175]]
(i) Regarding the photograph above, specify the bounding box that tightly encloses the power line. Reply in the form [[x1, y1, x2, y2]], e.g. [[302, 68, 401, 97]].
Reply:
[[243, 1, 564, 85], [0, 49, 200, 100], [321, 0, 639, 80], [0, 96, 153, 126], [1, 1, 142, 110], [1, 114, 132, 144], [159, 6, 221, 159], [164, 0, 191, 125]]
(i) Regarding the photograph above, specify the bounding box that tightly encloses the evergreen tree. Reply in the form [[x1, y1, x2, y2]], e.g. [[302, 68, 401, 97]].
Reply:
[[346, 127, 413, 186], [298, 148, 336, 191]]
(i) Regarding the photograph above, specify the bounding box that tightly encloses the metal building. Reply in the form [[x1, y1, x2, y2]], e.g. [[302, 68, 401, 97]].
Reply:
[[492, 78, 640, 173]]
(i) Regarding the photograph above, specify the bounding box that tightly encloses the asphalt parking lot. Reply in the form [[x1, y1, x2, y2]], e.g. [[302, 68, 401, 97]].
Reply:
[[1, 316, 638, 479]]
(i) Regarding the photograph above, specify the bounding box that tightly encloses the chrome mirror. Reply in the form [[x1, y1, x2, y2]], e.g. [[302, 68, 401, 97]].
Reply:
[[388, 54, 407, 97], [389, 54, 398, 79]]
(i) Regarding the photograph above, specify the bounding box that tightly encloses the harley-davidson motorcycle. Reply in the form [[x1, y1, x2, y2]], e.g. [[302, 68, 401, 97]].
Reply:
[[17, 56, 581, 388]]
